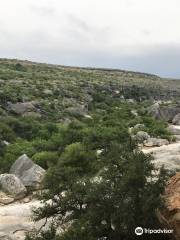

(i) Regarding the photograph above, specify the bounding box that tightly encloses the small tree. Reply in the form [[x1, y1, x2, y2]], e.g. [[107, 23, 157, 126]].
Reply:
[[26, 142, 168, 240]]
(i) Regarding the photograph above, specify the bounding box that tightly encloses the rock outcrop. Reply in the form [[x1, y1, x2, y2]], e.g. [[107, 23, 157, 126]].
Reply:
[[148, 103, 180, 122], [7, 102, 38, 116], [10, 154, 45, 190], [143, 141, 180, 171], [0, 174, 26, 200]]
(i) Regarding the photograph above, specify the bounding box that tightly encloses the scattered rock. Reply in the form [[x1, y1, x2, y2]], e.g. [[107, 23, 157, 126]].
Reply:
[[172, 113, 180, 125], [0, 174, 26, 200], [10, 154, 46, 190]]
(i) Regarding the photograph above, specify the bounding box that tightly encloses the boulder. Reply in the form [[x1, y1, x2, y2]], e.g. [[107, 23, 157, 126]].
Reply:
[[144, 138, 169, 147], [0, 174, 26, 200], [148, 103, 180, 122], [172, 113, 180, 125], [167, 125, 180, 135], [65, 106, 87, 117], [10, 154, 45, 190], [19, 164, 46, 189], [7, 102, 36, 115], [135, 131, 150, 142]]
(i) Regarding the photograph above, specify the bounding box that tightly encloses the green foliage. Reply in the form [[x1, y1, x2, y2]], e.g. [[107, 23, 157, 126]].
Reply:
[[32, 151, 59, 169], [0, 140, 35, 172], [27, 142, 168, 240], [0, 59, 173, 239], [0, 122, 16, 142]]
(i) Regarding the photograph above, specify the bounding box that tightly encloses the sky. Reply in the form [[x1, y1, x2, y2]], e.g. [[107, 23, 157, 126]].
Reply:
[[0, 0, 180, 77]]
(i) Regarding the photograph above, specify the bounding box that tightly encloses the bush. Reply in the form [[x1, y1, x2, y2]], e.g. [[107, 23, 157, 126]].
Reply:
[[32, 151, 59, 169]]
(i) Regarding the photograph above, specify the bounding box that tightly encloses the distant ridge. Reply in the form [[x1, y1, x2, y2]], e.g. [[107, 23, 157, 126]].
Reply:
[[0, 58, 159, 79]]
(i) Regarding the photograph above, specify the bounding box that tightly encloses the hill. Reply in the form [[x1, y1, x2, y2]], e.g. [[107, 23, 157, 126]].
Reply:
[[0, 58, 178, 240]]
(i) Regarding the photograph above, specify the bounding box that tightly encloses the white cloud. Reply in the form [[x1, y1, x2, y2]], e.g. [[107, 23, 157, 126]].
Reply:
[[0, 0, 180, 76]]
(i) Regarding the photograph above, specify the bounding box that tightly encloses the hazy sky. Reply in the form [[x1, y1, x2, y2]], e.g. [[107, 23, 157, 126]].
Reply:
[[0, 0, 180, 77]]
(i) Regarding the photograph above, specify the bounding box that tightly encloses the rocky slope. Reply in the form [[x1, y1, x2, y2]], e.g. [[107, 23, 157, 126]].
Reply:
[[1, 59, 180, 239]]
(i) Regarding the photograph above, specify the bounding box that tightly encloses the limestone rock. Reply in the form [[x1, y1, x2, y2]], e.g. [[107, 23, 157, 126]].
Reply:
[[10, 154, 45, 190], [172, 113, 180, 125], [0, 174, 26, 200], [143, 142, 180, 171], [135, 131, 150, 142], [148, 103, 180, 122]]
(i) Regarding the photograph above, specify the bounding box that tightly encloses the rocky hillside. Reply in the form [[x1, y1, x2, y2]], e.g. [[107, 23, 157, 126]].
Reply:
[[0, 58, 180, 122], [1, 58, 180, 240]]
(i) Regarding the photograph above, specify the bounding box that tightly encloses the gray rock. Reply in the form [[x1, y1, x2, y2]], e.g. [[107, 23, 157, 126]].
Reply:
[[65, 106, 87, 117], [167, 125, 180, 135], [10, 154, 34, 177], [20, 164, 45, 189], [144, 138, 169, 147], [0, 174, 26, 200], [148, 103, 180, 122], [7, 102, 36, 115], [172, 113, 180, 125], [135, 131, 150, 142], [10, 154, 45, 190], [133, 124, 145, 130]]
